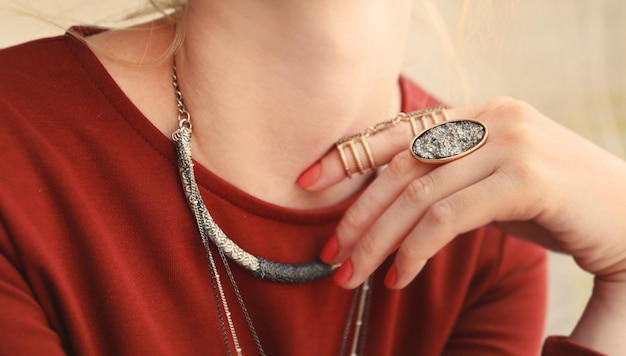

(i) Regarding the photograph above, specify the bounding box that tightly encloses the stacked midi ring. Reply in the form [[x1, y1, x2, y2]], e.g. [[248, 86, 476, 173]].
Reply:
[[335, 105, 488, 177]]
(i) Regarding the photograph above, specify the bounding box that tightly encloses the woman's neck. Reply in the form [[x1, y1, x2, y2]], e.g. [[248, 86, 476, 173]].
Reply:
[[176, 1, 412, 208], [90, 1, 412, 208]]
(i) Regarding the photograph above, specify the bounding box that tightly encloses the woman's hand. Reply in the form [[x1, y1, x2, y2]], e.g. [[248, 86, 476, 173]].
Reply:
[[300, 97, 626, 290], [299, 97, 626, 353]]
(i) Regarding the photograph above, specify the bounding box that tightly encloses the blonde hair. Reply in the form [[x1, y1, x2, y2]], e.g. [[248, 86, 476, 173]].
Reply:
[[139, 0, 187, 60], [63, 0, 187, 65]]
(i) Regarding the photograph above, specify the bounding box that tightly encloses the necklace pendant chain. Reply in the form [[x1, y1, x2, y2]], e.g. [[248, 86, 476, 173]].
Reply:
[[171, 58, 372, 356], [339, 276, 373, 356], [171, 61, 334, 284]]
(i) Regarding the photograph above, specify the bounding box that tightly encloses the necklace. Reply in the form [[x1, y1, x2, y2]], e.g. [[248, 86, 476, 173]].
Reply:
[[170, 59, 372, 355], [170, 69, 333, 284]]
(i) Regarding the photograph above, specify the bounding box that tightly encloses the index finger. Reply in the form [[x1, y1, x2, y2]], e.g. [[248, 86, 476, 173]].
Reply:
[[297, 101, 499, 191]]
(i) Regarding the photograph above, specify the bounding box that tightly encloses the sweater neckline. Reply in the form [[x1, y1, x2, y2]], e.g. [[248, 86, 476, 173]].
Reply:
[[62, 27, 409, 224]]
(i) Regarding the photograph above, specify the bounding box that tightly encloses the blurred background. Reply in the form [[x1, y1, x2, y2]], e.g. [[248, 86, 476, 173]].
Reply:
[[1, 0, 624, 339]]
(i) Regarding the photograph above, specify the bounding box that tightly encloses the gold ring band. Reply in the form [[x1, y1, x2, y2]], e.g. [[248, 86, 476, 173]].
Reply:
[[335, 105, 447, 177]]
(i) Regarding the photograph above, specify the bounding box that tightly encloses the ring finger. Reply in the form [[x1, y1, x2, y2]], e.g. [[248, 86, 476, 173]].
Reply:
[[335, 145, 500, 289]]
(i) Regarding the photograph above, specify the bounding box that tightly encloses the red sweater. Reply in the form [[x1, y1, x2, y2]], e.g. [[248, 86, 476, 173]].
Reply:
[[0, 33, 602, 355]]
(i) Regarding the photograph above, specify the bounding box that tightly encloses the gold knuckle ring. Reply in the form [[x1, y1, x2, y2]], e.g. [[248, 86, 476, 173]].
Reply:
[[335, 105, 456, 178]]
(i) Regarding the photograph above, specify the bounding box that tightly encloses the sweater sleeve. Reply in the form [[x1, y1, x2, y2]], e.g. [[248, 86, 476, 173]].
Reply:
[[443, 233, 548, 356], [0, 224, 66, 355], [541, 336, 606, 356]]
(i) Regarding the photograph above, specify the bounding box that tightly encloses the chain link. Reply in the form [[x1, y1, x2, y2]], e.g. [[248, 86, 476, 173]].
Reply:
[[336, 105, 444, 145], [172, 62, 193, 130]]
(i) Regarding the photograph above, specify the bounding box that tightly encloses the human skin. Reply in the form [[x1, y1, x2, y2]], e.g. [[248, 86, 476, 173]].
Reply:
[[300, 98, 626, 354], [88, 0, 412, 210]]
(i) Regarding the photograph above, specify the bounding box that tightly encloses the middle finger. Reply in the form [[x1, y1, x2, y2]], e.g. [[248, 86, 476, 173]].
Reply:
[[334, 144, 499, 289]]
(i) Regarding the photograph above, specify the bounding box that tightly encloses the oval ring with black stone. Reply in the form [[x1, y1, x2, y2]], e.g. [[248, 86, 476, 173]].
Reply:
[[410, 119, 488, 164]]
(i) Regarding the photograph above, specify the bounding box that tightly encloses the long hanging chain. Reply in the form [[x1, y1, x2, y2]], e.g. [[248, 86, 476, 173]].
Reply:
[[171, 59, 373, 356], [173, 63, 261, 356], [338, 276, 372, 356]]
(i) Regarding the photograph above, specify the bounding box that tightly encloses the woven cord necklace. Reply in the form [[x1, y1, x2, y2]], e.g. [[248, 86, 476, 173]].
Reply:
[[171, 59, 372, 355]]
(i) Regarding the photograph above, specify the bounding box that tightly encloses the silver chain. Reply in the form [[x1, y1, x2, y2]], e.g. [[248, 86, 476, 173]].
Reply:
[[171, 59, 372, 356], [173, 61, 255, 356]]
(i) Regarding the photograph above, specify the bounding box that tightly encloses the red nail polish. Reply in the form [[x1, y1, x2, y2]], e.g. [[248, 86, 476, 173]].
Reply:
[[296, 161, 321, 188], [319, 235, 339, 264], [333, 258, 353, 286], [384, 264, 397, 289]]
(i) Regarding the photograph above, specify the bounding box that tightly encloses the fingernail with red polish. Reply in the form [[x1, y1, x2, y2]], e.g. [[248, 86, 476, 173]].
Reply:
[[333, 258, 353, 286], [296, 161, 321, 188], [320, 235, 339, 264], [384, 264, 397, 289]]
